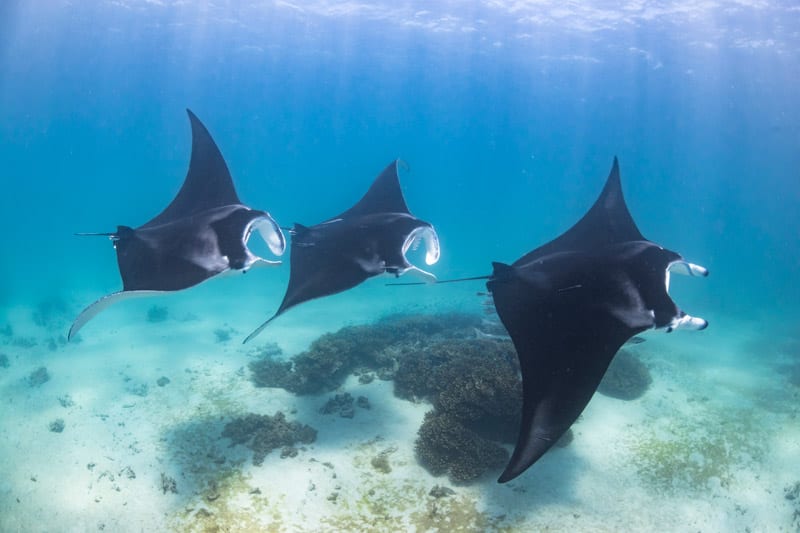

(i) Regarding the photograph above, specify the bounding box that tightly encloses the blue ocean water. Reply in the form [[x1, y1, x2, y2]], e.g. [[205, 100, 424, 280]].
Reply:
[[1, 0, 797, 321], [1, 1, 799, 530]]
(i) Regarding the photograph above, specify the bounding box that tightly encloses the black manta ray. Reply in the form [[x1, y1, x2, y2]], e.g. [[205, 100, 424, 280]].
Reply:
[[488, 157, 708, 482], [69, 109, 286, 340], [243, 160, 440, 343]]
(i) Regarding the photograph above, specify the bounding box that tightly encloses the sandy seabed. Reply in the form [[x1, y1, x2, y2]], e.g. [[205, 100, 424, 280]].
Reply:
[[0, 281, 798, 533]]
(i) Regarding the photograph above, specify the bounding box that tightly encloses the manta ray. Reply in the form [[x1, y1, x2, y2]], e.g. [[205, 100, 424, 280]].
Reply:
[[487, 157, 708, 482], [69, 109, 285, 340], [243, 160, 440, 343]]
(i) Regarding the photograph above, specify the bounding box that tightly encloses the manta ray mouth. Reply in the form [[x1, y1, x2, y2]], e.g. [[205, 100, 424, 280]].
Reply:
[[403, 225, 441, 267], [244, 214, 286, 266], [397, 225, 440, 282], [664, 260, 709, 332]]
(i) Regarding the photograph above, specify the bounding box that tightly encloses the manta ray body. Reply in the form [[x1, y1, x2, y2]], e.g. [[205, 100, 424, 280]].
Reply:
[[487, 157, 708, 482], [244, 160, 439, 343]]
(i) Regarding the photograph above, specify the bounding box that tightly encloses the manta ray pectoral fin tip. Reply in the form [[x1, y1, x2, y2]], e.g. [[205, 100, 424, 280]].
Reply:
[[497, 466, 522, 484]]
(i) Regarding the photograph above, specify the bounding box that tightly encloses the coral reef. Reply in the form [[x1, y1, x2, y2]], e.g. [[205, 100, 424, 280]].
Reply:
[[320, 393, 355, 418], [0, 352, 8, 368], [395, 338, 522, 482], [247, 313, 533, 483], [356, 395, 370, 409], [249, 358, 294, 389], [244, 312, 596, 483], [222, 411, 317, 466], [249, 313, 480, 394], [400, 336, 592, 481], [157, 376, 170, 387], [319, 393, 371, 418], [49, 419, 65, 432], [415, 411, 509, 483], [597, 349, 653, 400]]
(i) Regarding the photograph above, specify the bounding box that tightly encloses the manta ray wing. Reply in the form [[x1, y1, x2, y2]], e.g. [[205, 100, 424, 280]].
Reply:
[[142, 109, 241, 228], [333, 160, 411, 219], [512, 158, 644, 268]]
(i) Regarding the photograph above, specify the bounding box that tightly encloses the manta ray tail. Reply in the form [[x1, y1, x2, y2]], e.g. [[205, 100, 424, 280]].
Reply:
[[68, 290, 163, 341], [242, 314, 281, 344]]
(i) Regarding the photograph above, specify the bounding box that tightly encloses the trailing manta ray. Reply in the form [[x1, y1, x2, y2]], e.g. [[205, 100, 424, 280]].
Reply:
[[69, 109, 286, 340], [389, 157, 708, 482], [243, 160, 440, 343], [489, 157, 708, 482]]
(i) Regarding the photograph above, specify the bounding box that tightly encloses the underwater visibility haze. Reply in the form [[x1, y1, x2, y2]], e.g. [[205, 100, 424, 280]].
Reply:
[[0, 1, 799, 531]]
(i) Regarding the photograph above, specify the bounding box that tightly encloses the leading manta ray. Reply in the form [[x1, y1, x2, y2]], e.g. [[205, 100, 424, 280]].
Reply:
[[391, 157, 708, 482], [488, 157, 708, 482], [243, 160, 440, 343], [69, 110, 286, 340]]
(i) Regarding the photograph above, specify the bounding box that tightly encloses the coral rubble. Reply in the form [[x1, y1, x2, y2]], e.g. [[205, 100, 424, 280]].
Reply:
[[146, 305, 169, 323], [58, 395, 74, 407], [28, 366, 50, 387], [214, 327, 234, 343], [161, 473, 178, 494]]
